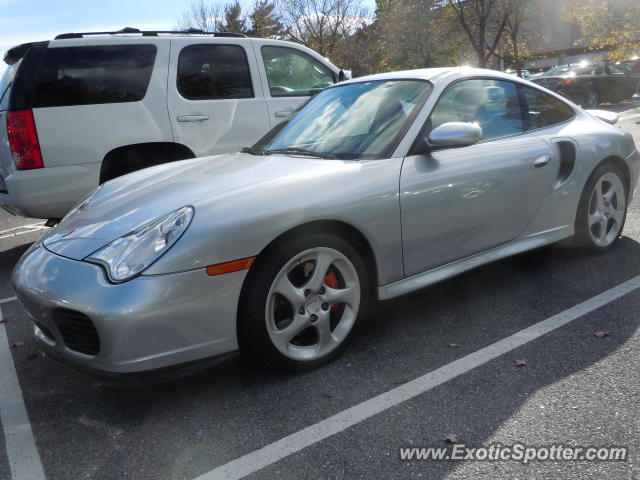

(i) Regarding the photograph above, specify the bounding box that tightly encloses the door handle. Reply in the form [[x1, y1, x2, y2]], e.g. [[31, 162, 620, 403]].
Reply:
[[531, 155, 551, 169], [177, 114, 210, 122], [274, 108, 293, 118]]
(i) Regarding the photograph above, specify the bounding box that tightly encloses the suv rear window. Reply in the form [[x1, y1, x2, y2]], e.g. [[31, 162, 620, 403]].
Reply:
[[32, 45, 157, 108], [0, 62, 19, 111]]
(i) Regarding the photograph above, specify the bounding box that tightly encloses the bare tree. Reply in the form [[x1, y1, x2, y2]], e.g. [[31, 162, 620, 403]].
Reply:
[[502, 0, 531, 76], [248, 0, 283, 37], [377, 0, 463, 70], [177, 0, 225, 32], [222, 1, 247, 33], [447, 0, 511, 68], [278, 0, 369, 57]]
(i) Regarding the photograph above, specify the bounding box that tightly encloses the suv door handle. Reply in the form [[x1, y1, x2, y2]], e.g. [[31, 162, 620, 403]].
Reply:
[[531, 155, 551, 169], [274, 108, 293, 118], [177, 114, 209, 122]]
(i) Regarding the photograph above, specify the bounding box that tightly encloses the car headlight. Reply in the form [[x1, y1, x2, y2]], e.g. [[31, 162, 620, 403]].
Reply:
[[85, 206, 194, 283]]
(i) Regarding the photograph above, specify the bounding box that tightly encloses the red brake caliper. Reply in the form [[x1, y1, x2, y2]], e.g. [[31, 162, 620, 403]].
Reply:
[[324, 269, 341, 314]]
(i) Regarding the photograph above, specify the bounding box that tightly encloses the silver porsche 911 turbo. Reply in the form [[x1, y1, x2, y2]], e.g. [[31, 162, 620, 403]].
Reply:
[[12, 67, 640, 381]]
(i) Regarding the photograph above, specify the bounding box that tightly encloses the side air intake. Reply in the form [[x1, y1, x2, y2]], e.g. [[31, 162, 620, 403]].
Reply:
[[554, 140, 576, 188]]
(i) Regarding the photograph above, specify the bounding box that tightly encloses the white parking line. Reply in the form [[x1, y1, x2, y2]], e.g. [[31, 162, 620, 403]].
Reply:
[[0, 225, 47, 239], [619, 112, 640, 121], [197, 274, 640, 480], [0, 306, 46, 480], [0, 223, 46, 237], [0, 297, 17, 305]]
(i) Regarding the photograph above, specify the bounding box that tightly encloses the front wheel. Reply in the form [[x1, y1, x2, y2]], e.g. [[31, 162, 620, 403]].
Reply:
[[574, 163, 627, 252], [238, 233, 370, 371]]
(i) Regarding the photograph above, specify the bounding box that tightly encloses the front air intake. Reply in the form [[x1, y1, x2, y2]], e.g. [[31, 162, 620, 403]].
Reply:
[[52, 308, 100, 355]]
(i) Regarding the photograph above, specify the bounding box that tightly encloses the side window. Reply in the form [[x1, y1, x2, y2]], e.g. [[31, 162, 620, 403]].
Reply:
[[594, 63, 606, 75], [177, 44, 254, 100], [607, 64, 625, 75], [521, 86, 575, 130], [430, 79, 524, 141], [261, 46, 334, 97], [33, 45, 157, 108]]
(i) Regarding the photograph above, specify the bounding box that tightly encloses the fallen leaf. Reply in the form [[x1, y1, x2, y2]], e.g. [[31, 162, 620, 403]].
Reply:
[[593, 331, 609, 338], [10, 342, 25, 349], [26, 353, 38, 360], [448, 343, 462, 348], [513, 359, 527, 367], [0, 318, 6, 324], [443, 434, 459, 443]]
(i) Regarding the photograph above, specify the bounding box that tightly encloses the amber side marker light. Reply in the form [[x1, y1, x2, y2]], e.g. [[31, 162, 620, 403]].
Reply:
[[206, 256, 256, 276]]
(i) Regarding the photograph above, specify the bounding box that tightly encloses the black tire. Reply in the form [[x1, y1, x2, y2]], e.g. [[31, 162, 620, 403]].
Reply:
[[584, 89, 600, 109], [574, 162, 628, 253], [237, 233, 370, 372], [572, 89, 599, 109]]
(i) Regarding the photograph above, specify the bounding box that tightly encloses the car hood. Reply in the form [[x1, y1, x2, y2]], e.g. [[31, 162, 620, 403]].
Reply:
[[43, 152, 348, 261]]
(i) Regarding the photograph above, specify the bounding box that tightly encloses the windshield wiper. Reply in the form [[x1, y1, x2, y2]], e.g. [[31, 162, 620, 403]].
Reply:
[[241, 146, 263, 155], [263, 147, 336, 160]]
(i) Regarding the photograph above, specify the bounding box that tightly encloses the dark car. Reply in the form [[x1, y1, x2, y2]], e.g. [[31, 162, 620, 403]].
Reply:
[[620, 58, 640, 76], [532, 61, 640, 108]]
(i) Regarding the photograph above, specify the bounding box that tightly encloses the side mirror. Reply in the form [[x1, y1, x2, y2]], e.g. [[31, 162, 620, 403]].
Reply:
[[338, 70, 352, 82], [427, 122, 482, 148]]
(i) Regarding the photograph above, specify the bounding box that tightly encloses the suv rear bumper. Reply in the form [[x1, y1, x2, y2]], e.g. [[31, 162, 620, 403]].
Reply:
[[0, 163, 99, 218]]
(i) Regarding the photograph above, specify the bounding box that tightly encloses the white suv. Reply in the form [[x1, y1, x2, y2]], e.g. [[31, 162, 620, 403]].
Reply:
[[0, 28, 345, 219]]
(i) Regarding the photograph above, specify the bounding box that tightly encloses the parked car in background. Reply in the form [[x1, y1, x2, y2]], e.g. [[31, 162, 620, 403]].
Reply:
[[0, 28, 347, 219], [620, 57, 640, 76], [505, 68, 532, 80], [633, 81, 640, 109], [532, 61, 640, 108], [13, 67, 639, 380]]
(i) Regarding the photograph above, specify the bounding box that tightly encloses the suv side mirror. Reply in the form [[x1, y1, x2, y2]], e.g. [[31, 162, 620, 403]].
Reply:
[[338, 70, 352, 82], [427, 122, 482, 148]]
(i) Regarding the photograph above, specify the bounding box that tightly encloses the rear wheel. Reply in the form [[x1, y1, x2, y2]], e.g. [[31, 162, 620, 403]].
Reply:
[[238, 234, 369, 371], [573, 89, 599, 109], [574, 163, 627, 252]]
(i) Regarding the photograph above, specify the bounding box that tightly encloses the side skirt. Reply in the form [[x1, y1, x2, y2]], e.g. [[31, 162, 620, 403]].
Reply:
[[378, 225, 573, 300]]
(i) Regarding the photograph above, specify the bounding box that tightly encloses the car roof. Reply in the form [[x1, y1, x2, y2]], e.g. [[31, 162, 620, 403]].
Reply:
[[340, 67, 533, 86]]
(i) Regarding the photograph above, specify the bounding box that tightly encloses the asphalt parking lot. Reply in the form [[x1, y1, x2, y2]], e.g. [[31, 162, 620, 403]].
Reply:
[[2, 106, 640, 480]]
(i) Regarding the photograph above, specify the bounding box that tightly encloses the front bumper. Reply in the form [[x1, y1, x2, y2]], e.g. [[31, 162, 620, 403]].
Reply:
[[12, 244, 245, 375]]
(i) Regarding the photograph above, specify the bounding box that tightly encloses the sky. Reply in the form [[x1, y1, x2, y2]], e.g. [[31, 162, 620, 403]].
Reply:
[[0, 0, 253, 76]]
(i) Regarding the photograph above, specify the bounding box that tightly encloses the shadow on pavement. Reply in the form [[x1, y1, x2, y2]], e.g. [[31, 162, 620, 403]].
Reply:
[[3, 235, 640, 478]]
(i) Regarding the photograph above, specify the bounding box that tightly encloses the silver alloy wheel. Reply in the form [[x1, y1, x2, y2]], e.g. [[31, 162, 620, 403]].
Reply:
[[265, 247, 361, 361], [588, 172, 626, 247]]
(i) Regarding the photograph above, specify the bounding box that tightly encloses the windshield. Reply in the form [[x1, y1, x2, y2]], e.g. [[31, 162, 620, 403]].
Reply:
[[255, 80, 432, 160]]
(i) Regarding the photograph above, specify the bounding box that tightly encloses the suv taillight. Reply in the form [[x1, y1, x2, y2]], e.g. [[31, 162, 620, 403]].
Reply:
[[7, 110, 44, 170]]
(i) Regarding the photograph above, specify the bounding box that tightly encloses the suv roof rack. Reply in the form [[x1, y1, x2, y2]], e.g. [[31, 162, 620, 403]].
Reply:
[[54, 27, 246, 40]]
